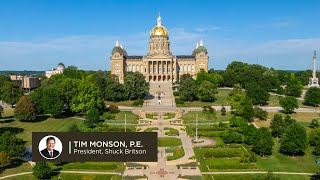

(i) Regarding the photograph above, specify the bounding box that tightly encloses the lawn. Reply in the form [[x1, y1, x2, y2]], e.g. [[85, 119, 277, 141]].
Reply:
[[105, 100, 134, 107], [176, 89, 231, 107], [164, 127, 179, 136], [0, 161, 32, 178], [0, 116, 81, 146], [166, 148, 185, 161], [256, 140, 320, 173], [4, 173, 122, 180], [164, 113, 175, 119], [145, 113, 157, 119], [182, 111, 231, 124], [143, 127, 159, 132], [158, 137, 182, 147], [202, 174, 311, 180], [113, 111, 139, 124], [55, 162, 125, 172], [254, 112, 320, 128]]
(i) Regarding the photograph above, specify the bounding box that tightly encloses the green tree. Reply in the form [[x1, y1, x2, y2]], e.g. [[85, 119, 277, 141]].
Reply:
[[308, 128, 320, 146], [313, 145, 320, 155], [252, 127, 274, 156], [244, 124, 257, 145], [63, 65, 86, 79], [229, 116, 248, 133], [279, 96, 299, 114], [41, 85, 65, 117], [179, 74, 198, 101], [68, 124, 80, 132], [304, 87, 320, 106], [71, 78, 104, 114], [280, 122, 308, 156], [14, 96, 37, 121], [85, 108, 100, 128], [105, 75, 126, 101], [0, 131, 25, 163], [270, 114, 284, 137], [59, 78, 80, 111], [124, 72, 149, 100], [285, 78, 303, 97], [221, 105, 226, 116], [245, 82, 270, 105], [229, 94, 254, 120], [197, 81, 217, 102], [254, 107, 268, 120], [0, 152, 10, 168], [222, 130, 243, 143], [0, 105, 3, 119], [108, 104, 119, 113], [90, 71, 108, 99], [0, 81, 23, 107], [310, 119, 319, 128], [33, 162, 51, 179]]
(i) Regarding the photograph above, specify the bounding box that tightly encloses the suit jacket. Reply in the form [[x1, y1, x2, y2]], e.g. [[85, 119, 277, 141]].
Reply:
[[40, 149, 60, 159]]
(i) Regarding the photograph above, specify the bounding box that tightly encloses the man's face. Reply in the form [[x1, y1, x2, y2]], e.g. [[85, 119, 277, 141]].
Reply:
[[47, 139, 55, 151]]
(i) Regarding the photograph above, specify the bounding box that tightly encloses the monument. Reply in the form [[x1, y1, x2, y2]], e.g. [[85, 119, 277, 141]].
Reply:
[[308, 50, 319, 88]]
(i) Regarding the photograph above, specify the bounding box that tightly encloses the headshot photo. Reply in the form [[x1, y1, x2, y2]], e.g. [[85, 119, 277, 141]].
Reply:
[[38, 135, 62, 160]]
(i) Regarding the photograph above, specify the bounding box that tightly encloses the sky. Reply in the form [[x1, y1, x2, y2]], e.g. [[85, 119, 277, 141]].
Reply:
[[0, 0, 320, 71]]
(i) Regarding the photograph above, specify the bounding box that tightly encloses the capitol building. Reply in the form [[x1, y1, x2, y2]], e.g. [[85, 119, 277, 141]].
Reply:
[[110, 14, 209, 83]]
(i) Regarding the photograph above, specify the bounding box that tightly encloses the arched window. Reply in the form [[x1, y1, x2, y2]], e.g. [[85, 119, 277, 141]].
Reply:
[[184, 65, 187, 72], [188, 64, 191, 72], [129, 65, 132, 71]]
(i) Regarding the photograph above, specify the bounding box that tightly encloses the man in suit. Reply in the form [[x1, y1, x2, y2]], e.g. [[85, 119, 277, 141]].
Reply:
[[40, 137, 60, 159]]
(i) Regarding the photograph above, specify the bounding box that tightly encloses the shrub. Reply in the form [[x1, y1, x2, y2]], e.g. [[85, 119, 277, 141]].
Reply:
[[14, 96, 37, 121], [102, 112, 115, 120], [222, 131, 243, 143], [173, 91, 179, 96], [133, 99, 144, 106], [201, 148, 242, 158], [108, 104, 119, 113], [33, 162, 51, 179], [175, 99, 185, 106]]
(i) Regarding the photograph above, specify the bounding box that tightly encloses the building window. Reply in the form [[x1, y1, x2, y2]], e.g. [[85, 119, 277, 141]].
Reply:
[[200, 63, 204, 68], [188, 64, 191, 72], [179, 65, 182, 72], [168, 67, 171, 73], [184, 65, 187, 72], [192, 64, 195, 72]]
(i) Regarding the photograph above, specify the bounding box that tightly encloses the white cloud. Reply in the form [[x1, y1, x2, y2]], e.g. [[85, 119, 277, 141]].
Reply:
[[195, 26, 221, 32]]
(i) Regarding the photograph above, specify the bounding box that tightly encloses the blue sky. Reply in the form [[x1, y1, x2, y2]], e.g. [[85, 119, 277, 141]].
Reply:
[[0, 0, 319, 71]]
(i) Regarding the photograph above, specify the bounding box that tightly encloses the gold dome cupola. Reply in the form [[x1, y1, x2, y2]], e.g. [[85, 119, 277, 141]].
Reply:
[[150, 13, 169, 37]]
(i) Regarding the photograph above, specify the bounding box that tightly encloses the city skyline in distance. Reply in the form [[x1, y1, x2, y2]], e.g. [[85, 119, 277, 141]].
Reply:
[[0, 0, 319, 71]]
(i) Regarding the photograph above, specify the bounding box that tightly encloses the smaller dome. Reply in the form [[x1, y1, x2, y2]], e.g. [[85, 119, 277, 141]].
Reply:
[[192, 46, 207, 55], [57, 63, 65, 70], [112, 46, 127, 56]]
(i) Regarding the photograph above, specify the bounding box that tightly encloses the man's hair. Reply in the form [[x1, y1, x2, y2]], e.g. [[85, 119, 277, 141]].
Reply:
[[46, 137, 55, 143]]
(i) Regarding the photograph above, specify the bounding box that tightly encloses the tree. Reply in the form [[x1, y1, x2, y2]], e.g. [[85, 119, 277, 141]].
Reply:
[[0, 81, 23, 107], [254, 107, 268, 120], [221, 106, 226, 116], [63, 66, 86, 79], [197, 81, 217, 102], [41, 85, 65, 117], [304, 87, 320, 106], [222, 130, 243, 143], [71, 78, 104, 115], [280, 123, 308, 156], [308, 128, 320, 146], [85, 108, 100, 128], [68, 124, 80, 132], [33, 162, 51, 179], [124, 72, 149, 100], [279, 96, 299, 114], [229, 94, 254, 120], [179, 74, 198, 101], [0, 131, 25, 164], [14, 96, 37, 121], [0, 105, 3, 119], [105, 75, 126, 101], [0, 152, 10, 168], [270, 114, 284, 138], [252, 127, 274, 156], [59, 78, 80, 111], [229, 116, 248, 133], [244, 124, 257, 145], [108, 104, 119, 113], [285, 78, 303, 97], [310, 119, 319, 128], [245, 82, 270, 105], [313, 145, 320, 156]]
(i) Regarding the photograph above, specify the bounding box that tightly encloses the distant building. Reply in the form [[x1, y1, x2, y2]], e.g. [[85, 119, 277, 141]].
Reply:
[[10, 75, 40, 90], [45, 63, 65, 78]]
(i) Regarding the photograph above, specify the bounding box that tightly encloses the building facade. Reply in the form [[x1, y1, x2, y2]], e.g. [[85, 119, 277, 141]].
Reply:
[[110, 15, 209, 83], [45, 63, 65, 78], [10, 75, 40, 90]]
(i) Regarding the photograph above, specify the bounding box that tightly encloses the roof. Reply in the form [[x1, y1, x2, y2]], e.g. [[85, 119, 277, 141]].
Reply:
[[176, 55, 195, 59]]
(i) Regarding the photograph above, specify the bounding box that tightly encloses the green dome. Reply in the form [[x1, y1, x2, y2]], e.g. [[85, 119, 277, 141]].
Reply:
[[192, 46, 207, 55], [112, 46, 127, 56]]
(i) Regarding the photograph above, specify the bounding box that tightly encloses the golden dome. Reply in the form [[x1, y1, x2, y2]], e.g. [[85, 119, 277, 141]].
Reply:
[[150, 14, 169, 36], [150, 26, 168, 36]]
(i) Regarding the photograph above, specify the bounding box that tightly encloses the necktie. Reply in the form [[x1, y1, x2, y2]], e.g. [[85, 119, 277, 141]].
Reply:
[[50, 152, 53, 158]]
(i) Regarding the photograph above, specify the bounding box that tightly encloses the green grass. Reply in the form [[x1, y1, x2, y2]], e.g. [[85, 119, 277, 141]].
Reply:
[[164, 113, 175, 119], [158, 137, 182, 147], [203, 174, 312, 180], [164, 127, 179, 136], [256, 140, 320, 173], [4, 173, 122, 180], [145, 113, 157, 119], [0, 161, 32, 178], [105, 100, 135, 107], [182, 111, 231, 124], [0, 116, 81, 146], [178, 176, 202, 180], [212, 137, 224, 146], [166, 148, 185, 161], [56, 162, 125, 172], [143, 127, 158, 132], [113, 111, 139, 124]]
